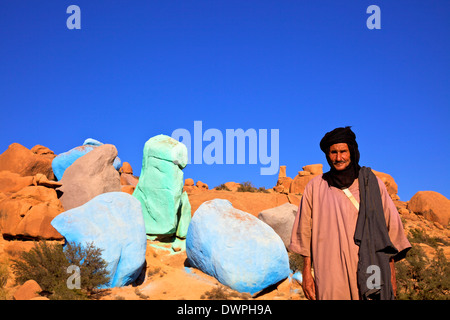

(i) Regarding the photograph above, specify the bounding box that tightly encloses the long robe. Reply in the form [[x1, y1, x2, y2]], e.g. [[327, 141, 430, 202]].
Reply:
[[289, 175, 411, 300]]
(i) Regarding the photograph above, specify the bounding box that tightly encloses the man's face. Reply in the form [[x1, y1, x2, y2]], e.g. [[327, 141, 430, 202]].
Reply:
[[328, 143, 351, 171]]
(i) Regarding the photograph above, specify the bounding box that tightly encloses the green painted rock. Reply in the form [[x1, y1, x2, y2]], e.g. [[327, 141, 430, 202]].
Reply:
[[133, 135, 190, 237]]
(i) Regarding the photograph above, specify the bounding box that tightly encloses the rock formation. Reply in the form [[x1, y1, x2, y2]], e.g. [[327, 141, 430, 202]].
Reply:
[[258, 202, 298, 249], [407, 191, 450, 226], [0, 143, 55, 180], [0, 186, 64, 240]]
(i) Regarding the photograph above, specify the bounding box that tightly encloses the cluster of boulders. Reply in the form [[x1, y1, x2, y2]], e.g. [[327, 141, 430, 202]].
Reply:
[[1, 138, 449, 299]]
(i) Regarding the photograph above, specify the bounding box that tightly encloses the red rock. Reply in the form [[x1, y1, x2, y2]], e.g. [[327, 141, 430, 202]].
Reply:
[[121, 185, 135, 195], [0, 186, 64, 240], [407, 191, 450, 226], [119, 162, 133, 174], [184, 178, 195, 186], [0, 143, 55, 180], [187, 190, 300, 217], [223, 182, 241, 192], [289, 174, 318, 195], [0, 171, 34, 194], [302, 164, 323, 175], [373, 170, 399, 200], [196, 181, 209, 190], [13, 280, 42, 300], [30, 145, 56, 159]]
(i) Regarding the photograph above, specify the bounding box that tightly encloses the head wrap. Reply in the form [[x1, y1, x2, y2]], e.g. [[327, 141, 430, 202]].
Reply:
[[320, 126, 361, 189]]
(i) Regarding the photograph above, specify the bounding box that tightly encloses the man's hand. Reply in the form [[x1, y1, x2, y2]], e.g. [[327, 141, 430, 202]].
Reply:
[[302, 256, 316, 300]]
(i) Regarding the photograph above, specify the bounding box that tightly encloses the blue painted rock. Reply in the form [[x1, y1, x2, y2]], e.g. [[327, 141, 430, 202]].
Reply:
[[51, 192, 147, 288], [52, 138, 121, 181], [186, 199, 290, 295]]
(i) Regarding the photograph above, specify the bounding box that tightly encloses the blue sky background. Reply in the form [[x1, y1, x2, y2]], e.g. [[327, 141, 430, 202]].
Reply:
[[0, 1, 448, 201]]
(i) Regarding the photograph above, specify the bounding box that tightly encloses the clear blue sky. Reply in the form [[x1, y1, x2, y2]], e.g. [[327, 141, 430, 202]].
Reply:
[[1, 1, 449, 201]]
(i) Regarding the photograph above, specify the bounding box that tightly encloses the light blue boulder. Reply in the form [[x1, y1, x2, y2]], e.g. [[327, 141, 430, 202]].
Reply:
[[51, 192, 147, 288], [52, 138, 122, 180], [186, 199, 290, 295]]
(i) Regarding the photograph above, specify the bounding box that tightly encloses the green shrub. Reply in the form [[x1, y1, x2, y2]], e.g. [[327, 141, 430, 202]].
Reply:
[[214, 184, 231, 191], [0, 257, 9, 300], [395, 234, 450, 300], [237, 181, 257, 192], [12, 241, 110, 300]]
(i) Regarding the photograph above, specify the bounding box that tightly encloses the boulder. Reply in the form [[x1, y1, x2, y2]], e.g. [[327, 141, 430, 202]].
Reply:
[[0, 143, 55, 180], [302, 164, 323, 175], [51, 192, 147, 288], [52, 139, 122, 181], [290, 174, 317, 195], [196, 181, 209, 190], [273, 176, 292, 194], [258, 202, 298, 249], [278, 165, 287, 178], [186, 199, 290, 295], [119, 162, 133, 174], [120, 173, 139, 187], [373, 170, 399, 200], [0, 186, 64, 240], [0, 171, 34, 194], [407, 191, 450, 226], [184, 178, 195, 186], [57, 144, 121, 210], [13, 280, 43, 300], [223, 182, 241, 192], [133, 135, 191, 240], [30, 145, 56, 159], [121, 185, 135, 195]]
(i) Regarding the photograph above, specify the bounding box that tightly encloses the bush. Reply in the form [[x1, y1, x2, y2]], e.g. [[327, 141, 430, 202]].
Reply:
[[214, 184, 231, 191], [395, 233, 450, 300], [237, 181, 257, 192], [12, 241, 110, 300], [0, 257, 9, 300]]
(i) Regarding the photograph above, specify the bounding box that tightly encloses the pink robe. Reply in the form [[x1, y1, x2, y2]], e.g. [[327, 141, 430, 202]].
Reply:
[[290, 175, 411, 300]]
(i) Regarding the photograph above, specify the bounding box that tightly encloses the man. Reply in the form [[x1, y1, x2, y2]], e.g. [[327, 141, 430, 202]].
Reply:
[[289, 127, 411, 300]]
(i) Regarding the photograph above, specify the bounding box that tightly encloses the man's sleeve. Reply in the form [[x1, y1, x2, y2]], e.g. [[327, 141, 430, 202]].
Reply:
[[289, 182, 313, 256], [377, 177, 412, 261]]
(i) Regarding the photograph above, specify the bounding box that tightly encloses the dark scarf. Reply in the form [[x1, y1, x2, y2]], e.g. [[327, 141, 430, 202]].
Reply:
[[355, 167, 398, 300], [320, 126, 361, 189]]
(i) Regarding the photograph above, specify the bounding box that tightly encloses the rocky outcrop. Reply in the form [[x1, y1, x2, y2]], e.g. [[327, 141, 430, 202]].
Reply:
[[407, 191, 450, 226], [187, 190, 300, 217], [0, 143, 55, 180], [183, 179, 209, 193], [0, 186, 64, 240], [13, 280, 43, 300], [119, 162, 139, 195]]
